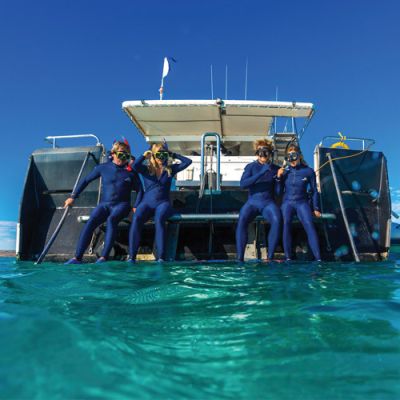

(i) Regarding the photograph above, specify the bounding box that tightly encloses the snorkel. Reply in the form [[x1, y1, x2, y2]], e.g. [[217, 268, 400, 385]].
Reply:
[[152, 138, 171, 167], [255, 146, 272, 160], [146, 139, 173, 176], [286, 151, 299, 163], [111, 137, 133, 169], [253, 139, 274, 165], [285, 144, 306, 167]]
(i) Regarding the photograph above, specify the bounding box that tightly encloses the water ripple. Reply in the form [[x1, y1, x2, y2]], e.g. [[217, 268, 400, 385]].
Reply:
[[0, 256, 399, 399]]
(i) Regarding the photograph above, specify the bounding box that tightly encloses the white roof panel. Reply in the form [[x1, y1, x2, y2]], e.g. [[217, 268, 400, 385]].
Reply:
[[122, 100, 314, 141]]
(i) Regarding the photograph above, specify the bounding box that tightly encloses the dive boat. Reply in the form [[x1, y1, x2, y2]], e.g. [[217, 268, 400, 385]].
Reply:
[[17, 100, 392, 262]]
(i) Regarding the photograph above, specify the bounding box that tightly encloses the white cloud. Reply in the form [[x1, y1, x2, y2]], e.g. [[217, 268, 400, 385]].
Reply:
[[0, 221, 16, 250], [391, 188, 400, 220], [392, 191, 400, 199], [391, 187, 400, 197]]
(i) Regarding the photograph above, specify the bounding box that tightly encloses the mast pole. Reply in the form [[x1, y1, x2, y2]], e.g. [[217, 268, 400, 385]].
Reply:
[[245, 58, 248, 100], [225, 65, 228, 99], [159, 76, 164, 100], [274, 86, 279, 133], [210, 64, 214, 99]]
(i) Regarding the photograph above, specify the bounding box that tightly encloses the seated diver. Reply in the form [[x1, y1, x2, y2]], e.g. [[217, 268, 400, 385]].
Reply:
[[277, 144, 321, 261], [128, 141, 192, 263], [64, 139, 142, 264], [236, 139, 282, 262]]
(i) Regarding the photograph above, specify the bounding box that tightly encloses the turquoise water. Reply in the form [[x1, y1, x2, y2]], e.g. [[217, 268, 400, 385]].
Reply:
[[1, 254, 400, 400]]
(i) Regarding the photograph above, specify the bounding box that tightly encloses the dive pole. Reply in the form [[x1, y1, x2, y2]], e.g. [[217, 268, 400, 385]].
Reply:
[[36, 151, 91, 264], [327, 153, 360, 262]]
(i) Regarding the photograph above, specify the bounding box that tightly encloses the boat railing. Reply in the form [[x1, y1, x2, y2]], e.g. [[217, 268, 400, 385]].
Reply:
[[45, 134, 102, 148], [200, 132, 221, 194], [318, 136, 375, 150]]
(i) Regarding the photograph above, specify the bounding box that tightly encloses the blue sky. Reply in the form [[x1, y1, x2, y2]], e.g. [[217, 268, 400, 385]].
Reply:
[[0, 0, 399, 249]]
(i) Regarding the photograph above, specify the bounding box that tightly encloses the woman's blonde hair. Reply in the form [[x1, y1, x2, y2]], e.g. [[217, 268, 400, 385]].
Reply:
[[148, 143, 172, 176], [111, 141, 130, 154], [253, 139, 274, 152], [286, 144, 307, 165]]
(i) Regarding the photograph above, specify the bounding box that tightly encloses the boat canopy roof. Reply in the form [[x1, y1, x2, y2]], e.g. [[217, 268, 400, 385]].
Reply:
[[122, 100, 314, 143]]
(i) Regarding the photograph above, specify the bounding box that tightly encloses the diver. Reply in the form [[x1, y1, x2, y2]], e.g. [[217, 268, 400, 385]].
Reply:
[[236, 139, 282, 262], [128, 141, 192, 262], [64, 139, 143, 264], [277, 144, 321, 261]]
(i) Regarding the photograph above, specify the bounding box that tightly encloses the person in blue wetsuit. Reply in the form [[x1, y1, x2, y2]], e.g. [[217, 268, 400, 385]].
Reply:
[[236, 139, 282, 262], [64, 140, 143, 264], [128, 142, 192, 262], [277, 144, 321, 261]]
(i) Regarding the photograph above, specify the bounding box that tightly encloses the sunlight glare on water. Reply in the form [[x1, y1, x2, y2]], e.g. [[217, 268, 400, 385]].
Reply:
[[1, 254, 400, 399]]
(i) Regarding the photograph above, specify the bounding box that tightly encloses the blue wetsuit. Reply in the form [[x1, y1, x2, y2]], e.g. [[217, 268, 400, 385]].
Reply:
[[129, 154, 192, 261], [236, 161, 282, 261], [72, 160, 142, 260], [281, 164, 321, 260]]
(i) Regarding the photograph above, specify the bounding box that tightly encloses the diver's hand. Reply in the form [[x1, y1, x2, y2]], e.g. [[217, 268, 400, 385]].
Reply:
[[132, 208, 136, 213], [314, 210, 322, 218], [143, 150, 152, 159], [64, 197, 74, 208], [277, 167, 285, 178], [162, 137, 169, 151], [260, 163, 270, 172]]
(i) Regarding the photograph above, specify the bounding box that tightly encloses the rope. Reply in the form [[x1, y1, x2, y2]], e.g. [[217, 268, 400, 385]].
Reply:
[[316, 144, 373, 173]]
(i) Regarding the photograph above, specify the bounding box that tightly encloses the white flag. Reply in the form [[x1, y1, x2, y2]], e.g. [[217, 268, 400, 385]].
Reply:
[[162, 57, 170, 79]]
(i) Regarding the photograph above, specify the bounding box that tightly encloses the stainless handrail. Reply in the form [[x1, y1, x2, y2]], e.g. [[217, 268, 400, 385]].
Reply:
[[200, 132, 221, 192], [45, 134, 101, 148]]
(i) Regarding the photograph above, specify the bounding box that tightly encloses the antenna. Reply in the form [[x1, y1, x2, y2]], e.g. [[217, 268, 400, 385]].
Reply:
[[274, 86, 279, 133], [225, 64, 228, 99], [244, 58, 248, 100], [210, 64, 214, 99], [283, 118, 288, 133]]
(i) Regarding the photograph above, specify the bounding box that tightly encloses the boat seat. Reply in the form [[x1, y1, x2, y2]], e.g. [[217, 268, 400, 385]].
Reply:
[[76, 212, 336, 261], [77, 213, 336, 225]]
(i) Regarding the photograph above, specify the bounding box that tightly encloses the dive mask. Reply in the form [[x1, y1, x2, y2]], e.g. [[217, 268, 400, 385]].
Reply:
[[255, 147, 272, 158], [115, 151, 130, 161], [154, 151, 169, 161], [286, 151, 299, 162]]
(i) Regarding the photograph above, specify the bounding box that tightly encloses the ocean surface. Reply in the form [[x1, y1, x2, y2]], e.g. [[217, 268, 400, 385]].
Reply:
[[1, 251, 400, 400]]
